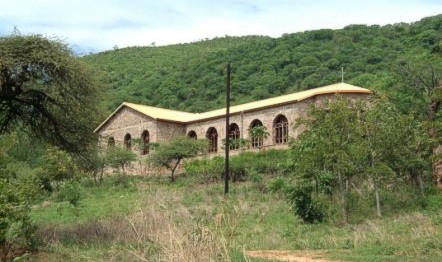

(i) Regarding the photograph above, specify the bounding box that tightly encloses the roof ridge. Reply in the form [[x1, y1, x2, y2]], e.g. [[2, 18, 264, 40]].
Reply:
[[94, 82, 371, 133]]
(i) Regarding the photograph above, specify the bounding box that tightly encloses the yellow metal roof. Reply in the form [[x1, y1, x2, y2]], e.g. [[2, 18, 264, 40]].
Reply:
[[94, 82, 371, 133]]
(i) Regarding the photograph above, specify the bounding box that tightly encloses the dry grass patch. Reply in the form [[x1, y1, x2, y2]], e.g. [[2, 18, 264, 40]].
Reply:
[[37, 187, 231, 262], [245, 250, 336, 262]]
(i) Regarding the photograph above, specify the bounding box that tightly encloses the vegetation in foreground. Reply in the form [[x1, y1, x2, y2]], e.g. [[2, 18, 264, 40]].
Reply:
[[28, 173, 442, 262]]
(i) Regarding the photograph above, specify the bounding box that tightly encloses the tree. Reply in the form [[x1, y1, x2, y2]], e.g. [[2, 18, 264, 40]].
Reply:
[[293, 96, 361, 223], [149, 136, 207, 182], [105, 146, 137, 174], [0, 34, 102, 154], [400, 63, 442, 188], [292, 96, 431, 221], [356, 99, 424, 217]]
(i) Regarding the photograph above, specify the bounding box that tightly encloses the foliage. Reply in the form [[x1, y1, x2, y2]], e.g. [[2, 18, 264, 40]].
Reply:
[[104, 146, 137, 174], [39, 147, 79, 191], [82, 15, 441, 115], [0, 180, 37, 261], [184, 156, 224, 183], [56, 181, 83, 207], [221, 137, 249, 150], [185, 149, 290, 185], [292, 96, 361, 223], [285, 184, 325, 223], [149, 136, 208, 181], [267, 177, 288, 193], [0, 33, 103, 154], [0, 134, 38, 261], [248, 125, 270, 142], [290, 96, 432, 222]]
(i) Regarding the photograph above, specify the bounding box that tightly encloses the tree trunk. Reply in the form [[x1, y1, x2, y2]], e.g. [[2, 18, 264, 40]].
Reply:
[[417, 172, 425, 196], [433, 145, 442, 189], [337, 169, 348, 224], [429, 99, 442, 189], [170, 159, 181, 182], [374, 180, 382, 218]]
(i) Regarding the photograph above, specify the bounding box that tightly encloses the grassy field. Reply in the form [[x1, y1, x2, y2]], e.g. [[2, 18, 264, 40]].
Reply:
[[29, 174, 442, 262]]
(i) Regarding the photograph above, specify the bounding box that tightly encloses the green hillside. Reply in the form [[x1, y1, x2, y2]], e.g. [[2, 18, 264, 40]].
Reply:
[[82, 14, 442, 113]]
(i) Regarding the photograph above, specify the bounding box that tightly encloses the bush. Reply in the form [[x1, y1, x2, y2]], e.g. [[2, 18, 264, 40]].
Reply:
[[0, 180, 37, 260], [285, 184, 325, 223], [56, 181, 83, 207], [38, 147, 79, 191], [184, 157, 224, 183], [268, 177, 288, 193], [185, 150, 290, 184]]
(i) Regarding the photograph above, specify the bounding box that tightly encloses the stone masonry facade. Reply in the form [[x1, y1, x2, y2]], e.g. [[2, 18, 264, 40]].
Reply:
[[96, 90, 368, 158]]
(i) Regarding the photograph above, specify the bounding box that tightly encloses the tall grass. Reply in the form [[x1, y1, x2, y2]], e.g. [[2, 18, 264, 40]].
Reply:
[[31, 174, 442, 262]]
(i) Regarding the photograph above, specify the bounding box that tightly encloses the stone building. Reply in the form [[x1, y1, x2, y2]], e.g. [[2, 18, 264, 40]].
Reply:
[[94, 82, 371, 155]]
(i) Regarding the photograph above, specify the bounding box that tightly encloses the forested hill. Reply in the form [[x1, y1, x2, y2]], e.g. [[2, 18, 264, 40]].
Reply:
[[82, 14, 442, 113]]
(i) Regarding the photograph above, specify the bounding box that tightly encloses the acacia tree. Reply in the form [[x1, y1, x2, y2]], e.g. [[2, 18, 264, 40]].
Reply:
[[149, 136, 207, 182], [105, 146, 137, 174], [0, 33, 101, 154]]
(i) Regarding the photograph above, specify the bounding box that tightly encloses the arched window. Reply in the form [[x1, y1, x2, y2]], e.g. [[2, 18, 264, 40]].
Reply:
[[249, 119, 264, 148], [206, 127, 218, 153], [124, 133, 132, 150], [229, 123, 240, 150], [108, 137, 115, 147], [187, 130, 197, 140], [141, 130, 150, 155], [273, 115, 288, 144]]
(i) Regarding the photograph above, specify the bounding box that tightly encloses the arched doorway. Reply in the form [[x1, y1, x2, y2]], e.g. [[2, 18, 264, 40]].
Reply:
[[141, 130, 150, 155], [206, 127, 218, 153], [124, 133, 132, 150]]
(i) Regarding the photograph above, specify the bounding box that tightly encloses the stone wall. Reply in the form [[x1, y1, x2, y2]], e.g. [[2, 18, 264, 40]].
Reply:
[[98, 92, 368, 157], [98, 107, 158, 148]]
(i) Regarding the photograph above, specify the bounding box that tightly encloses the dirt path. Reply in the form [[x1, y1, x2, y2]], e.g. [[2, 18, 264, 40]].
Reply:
[[245, 250, 339, 262]]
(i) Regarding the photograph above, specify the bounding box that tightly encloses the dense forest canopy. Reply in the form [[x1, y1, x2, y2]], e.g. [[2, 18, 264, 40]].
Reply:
[[82, 14, 442, 114]]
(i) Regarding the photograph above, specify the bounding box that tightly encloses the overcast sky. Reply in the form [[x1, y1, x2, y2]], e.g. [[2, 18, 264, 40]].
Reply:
[[1, 0, 441, 54]]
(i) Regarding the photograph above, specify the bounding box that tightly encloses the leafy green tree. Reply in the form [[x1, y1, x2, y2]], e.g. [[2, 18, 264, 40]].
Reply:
[[292, 96, 432, 220], [149, 136, 208, 182], [105, 146, 137, 174], [293, 96, 360, 223], [356, 99, 424, 217], [399, 63, 442, 188], [0, 33, 102, 154]]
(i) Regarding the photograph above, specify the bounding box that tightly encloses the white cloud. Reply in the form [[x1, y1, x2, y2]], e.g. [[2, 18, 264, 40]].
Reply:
[[0, 0, 440, 53]]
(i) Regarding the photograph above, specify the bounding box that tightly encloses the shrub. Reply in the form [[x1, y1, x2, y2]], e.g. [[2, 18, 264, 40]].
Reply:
[[184, 156, 224, 183], [56, 181, 83, 207], [285, 184, 325, 223], [268, 177, 288, 193], [38, 147, 79, 191], [0, 180, 37, 261]]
